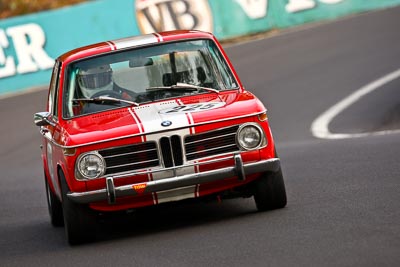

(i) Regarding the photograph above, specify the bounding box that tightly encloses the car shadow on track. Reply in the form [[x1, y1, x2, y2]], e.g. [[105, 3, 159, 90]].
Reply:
[[91, 198, 258, 245], [1, 199, 262, 256]]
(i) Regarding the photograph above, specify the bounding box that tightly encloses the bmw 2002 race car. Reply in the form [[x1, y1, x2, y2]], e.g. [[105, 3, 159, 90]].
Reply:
[[34, 30, 287, 244]]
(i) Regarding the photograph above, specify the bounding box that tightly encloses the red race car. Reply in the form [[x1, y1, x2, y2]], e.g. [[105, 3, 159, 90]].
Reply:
[[34, 30, 286, 244]]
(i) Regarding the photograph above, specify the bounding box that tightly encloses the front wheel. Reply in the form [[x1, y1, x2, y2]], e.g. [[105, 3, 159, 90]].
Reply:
[[253, 167, 287, 211], [59, 170, 96, 245], [45, 176, 64, 227]]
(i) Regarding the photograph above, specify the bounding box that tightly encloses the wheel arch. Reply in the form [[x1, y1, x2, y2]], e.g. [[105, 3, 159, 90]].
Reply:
[[56, 164, 68, 200]]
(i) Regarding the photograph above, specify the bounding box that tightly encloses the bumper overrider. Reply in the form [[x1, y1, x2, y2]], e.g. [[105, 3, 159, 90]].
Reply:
[[67, 154, 281, 205]]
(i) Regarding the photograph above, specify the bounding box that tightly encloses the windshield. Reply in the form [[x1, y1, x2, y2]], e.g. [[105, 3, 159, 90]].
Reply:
[[63, 39, 238, 118]]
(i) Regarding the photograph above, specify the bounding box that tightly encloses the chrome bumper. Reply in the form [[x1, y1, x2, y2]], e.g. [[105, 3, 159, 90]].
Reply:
[[67, 155, 281, 204]]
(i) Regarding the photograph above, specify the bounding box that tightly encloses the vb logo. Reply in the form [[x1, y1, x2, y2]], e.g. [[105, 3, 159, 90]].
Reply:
[[135, 0, 213, 34]]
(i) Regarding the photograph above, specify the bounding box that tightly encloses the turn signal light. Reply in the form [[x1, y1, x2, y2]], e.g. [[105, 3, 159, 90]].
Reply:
[[258, 112, 268, 121]]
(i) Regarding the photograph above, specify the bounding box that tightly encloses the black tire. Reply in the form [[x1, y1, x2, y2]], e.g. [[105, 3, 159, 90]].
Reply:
[[253, 167, 287, 211], [59, 170, 96, 245], [45, 176, 64, 227]]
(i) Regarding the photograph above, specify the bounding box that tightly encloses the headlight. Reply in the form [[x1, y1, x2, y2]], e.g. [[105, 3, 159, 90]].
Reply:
[[76, 152, 106, 179], [237, 123, 266, 150]]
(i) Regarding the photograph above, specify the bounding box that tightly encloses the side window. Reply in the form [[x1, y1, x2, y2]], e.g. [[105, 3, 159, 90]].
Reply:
[[48, 61, 60, 119], [209, 44, 237, 89]]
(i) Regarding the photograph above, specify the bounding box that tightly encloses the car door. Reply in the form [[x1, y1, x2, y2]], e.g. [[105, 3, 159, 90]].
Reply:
[[43, 61, 62, 197]]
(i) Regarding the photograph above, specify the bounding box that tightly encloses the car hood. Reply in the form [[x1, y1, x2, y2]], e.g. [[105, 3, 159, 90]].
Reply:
[[61, 91, 266, 147]]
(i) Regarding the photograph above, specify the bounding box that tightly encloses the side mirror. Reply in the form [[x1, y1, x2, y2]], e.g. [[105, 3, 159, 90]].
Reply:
[[34, 112, 55, 126]]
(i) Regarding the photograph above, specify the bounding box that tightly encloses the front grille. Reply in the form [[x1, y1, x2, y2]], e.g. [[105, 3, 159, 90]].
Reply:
[[160, 135, 183, 167], [96, 125, 240, 176], [98, 142, 159, 175], [184, 125, 240, 161]]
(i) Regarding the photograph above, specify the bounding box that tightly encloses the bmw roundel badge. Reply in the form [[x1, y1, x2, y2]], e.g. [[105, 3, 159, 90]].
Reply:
[[161, 120, 172, 127]]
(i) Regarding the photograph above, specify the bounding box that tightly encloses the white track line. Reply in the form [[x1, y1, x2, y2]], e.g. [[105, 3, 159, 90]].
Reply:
[[311, 68, 400, 139]]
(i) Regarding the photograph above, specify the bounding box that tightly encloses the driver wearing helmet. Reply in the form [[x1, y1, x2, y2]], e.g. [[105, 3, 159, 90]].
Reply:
[[74, 64, 133, 115], [77, 64, 114, 98], [77, 64, 133, 100]]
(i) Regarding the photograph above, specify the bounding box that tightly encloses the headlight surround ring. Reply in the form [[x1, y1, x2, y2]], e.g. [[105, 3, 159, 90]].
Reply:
[[236, 123, 266, 150], [76, 151, 106, 180]]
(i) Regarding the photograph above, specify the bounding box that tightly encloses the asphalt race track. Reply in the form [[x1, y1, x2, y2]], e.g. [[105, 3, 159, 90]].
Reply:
[[1, 6, 399, 267]]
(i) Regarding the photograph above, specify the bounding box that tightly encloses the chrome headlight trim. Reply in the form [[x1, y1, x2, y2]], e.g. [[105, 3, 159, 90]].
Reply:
[[236, 123, 267, 151], [75, 151, 106, 180]]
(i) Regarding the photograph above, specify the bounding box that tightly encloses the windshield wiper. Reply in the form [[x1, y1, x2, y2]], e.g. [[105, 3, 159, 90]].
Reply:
[[146, 85, 196, 92], [146, 83, 219, 94], [72, 96, 139, 107], [176, 83, 220, 94]]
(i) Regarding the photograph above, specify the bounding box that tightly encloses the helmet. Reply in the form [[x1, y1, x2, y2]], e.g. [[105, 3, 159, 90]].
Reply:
[[77, 65, 113, 98]]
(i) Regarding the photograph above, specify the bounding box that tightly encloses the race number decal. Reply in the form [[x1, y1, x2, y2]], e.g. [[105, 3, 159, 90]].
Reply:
[[159, 102, 225, 114]]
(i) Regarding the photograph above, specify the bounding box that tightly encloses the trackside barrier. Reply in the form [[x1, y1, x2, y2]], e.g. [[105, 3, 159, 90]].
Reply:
[[1, 0, 399, 95]]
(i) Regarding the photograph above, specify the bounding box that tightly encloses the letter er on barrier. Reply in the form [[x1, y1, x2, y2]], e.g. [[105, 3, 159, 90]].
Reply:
[[0, 29, 16, 78], [6, 23, 54, 74]]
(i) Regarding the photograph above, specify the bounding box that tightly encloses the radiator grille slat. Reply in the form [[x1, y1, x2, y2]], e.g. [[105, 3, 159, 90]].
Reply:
[[160, 137, 174, 168], [98, 142, 159, 175], [171, 135, 183, 166], [184, 125, 239, 161], [160, 135, 184, 167]]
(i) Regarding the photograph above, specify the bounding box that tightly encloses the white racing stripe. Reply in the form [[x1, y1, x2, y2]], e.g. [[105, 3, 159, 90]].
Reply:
[[128, 108, 146, 142], [109, 34, 159, 50], [133, 101, 192, 133], [311, 68, 400, 139], [153, 32, 164, 42]]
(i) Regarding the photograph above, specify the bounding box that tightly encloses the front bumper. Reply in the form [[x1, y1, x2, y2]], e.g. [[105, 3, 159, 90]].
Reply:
[[67, 154, 281, 204]]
